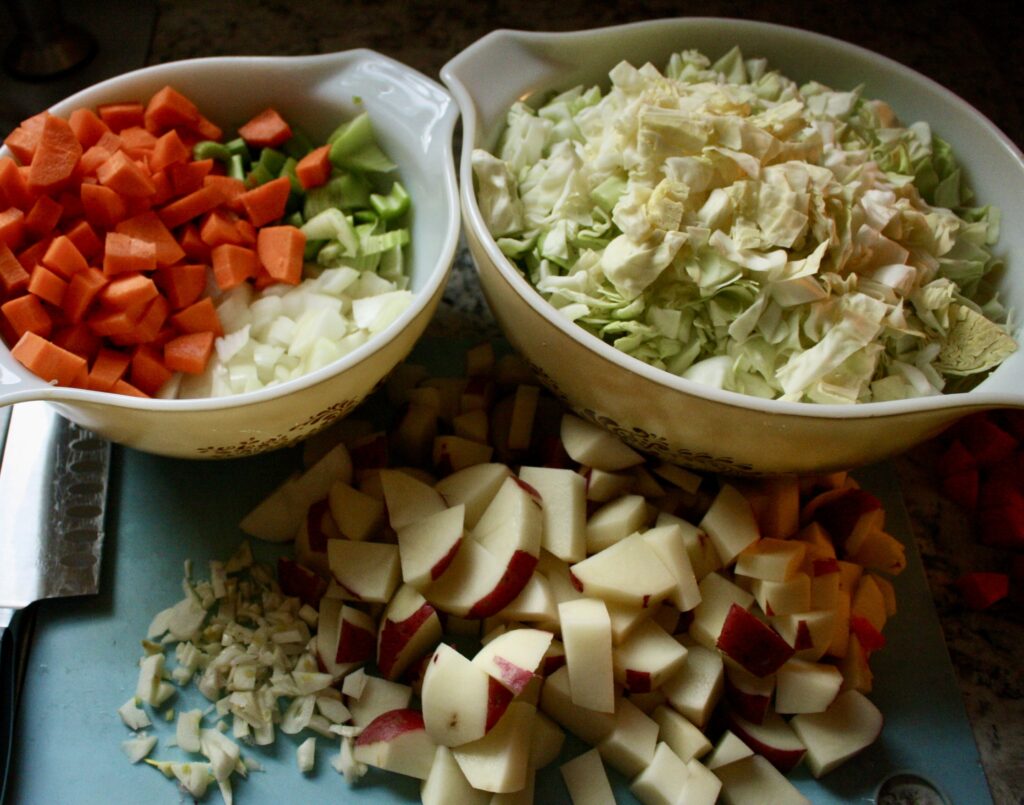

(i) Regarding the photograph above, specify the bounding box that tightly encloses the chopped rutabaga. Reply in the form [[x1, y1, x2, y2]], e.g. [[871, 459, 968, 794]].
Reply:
[[473, 47, 1016, 403]]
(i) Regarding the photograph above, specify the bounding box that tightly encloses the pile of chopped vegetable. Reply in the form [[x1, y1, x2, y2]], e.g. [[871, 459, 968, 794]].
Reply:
[[0, 86, 411, 398], [473, 47, 1017, 403]]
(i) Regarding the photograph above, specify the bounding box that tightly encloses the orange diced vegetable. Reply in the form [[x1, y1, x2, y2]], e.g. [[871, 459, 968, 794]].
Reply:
[[51, 321, 102, 360], [149, 129, 191, 172], [27, 114, 83, 192], [24, 195, 63, 238], [295, 144, 332, 189], [129, 343, 172, 395], [111, 294, 169, 346], [62, 267, 108, 322], [68, 107, 111, 149], [115, 210, 186, 268], [164, 330, 215, 374], [28, 264, 68, 306], [102, 232, 157, 275], [237, 108, 293, 148], [155, 262, 206, 309], [62, 219, 103, 260], [10, 330, 87, 386], [2, 293, 53, 338], [257, 225, 305, 285], [168, 158, 213, 195], [0, 208, 26, 251], [199, 208, 245, 247], [237, 175, 290, 227], [170, 295, 222, 336], [96, 150, 157, 197], [42, 235, 88, 280], [0, 244, 31, 297], [0, 156, 34, 210], [97, 272, 159, 310], [143, 86, 200, 133], [211, 243, 257, 289], [158, 183, 228, 229], [87, 347, 131, 391], [80, 182, 127, 229], [97, 102, 145, 132]]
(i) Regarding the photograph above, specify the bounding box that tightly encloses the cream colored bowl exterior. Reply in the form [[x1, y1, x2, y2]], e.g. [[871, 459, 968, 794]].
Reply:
[[445, 19, 1024, 475], [0, 50, 461, 458]]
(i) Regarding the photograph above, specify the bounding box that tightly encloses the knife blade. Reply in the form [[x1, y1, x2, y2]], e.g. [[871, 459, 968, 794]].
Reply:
[[0, 402, 111, 805]]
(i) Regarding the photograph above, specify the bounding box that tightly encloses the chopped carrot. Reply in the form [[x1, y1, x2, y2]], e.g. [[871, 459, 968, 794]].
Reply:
[[202, 174, 247, 207], [295, 144, 332, 189], [130, 343, 173, 394], [115, 210, 186, 268], [235, 218, 256, 246], [118, 126, 159, 159], [68, 107, 111, 149], [237, 175, 290, 227], [143, 86, 200, 133], [0, 208, 26, 251], [149, 129, 191, 172], [11, 330, 87, 386], [24, 194, 63, 238], [155, 262, 206, 309], [193, 114, 223, 142], [42, 235, 88, 279], [158, 183, 228, 230], [63, 219, 103, 260], [0, 156, 34, 210], [51, 321, 102, 360], [3, 111, 49, 163], [257, 225, 305, 285], [80, 182, 127, 229], [62, 267, 108, 322], [170, 295, 222, 336], [79, 132, 124, 176], [95, 150, 157, 197], [149, 168, 174, 206], [16, 236, 53, 271], [102, 232, 157, 275], [237, 108, 293, 148], [86, 347, 131, 391], [27, 114, 83, 192], [97, 272, 159, 310], [168, 158, 213, 195], [97, 102, 145, 132], [2, 293, 53, 338], [111, 294, 169, 346], [28, 264, 69, 306], [86, 303, 144, 337], [0, 244, 30, 297], [199, 208, 244, 247], [164, 330, 214, 374], [211, 243, 258, 290], [177, 222, 211, 261], [56, 189, 83, 222]]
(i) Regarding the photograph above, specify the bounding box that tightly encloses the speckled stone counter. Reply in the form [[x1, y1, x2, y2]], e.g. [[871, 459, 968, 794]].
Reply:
[[2, 1, 1022, 802]]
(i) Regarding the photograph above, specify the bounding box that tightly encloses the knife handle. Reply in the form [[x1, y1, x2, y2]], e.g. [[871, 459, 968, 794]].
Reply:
[[0, 605, 36, 805]]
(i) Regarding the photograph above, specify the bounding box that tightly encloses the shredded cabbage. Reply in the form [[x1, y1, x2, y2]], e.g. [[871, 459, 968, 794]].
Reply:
[[474, 47, 1016, 402]]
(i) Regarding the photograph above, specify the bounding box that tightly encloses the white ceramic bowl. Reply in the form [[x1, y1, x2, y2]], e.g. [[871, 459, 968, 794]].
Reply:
[[443, 18, 1024, 475], [0, 49, 460, 458]]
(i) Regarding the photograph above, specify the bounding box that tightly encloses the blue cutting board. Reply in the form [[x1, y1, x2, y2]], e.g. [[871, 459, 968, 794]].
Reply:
[[7, 339, 991, 805]]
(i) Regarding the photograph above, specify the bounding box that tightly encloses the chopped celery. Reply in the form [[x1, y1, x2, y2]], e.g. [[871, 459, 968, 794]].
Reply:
[[282, 129, 315, 160], [300, 208, 359, 256], [369, 181, 410, 221], [192, 140, 232, 162], [328, 112, 396, 173], [257, 147, 287, 176], [303, 173, 372, 218], [225, 137, 250, 162], [227, 153, 246, 181], [246, 162, 275, 187]]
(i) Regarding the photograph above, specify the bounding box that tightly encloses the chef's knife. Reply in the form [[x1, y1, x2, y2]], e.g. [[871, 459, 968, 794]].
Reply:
[[0, 402, 111, 804]]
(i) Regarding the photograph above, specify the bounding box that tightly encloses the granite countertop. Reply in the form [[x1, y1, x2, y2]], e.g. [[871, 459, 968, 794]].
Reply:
[[1, 1, 1021, 802]]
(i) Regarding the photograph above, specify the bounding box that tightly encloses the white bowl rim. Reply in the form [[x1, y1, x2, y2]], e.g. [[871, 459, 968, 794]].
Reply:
[[1, 48, 462, 413], [443, 17, 1024, 423]]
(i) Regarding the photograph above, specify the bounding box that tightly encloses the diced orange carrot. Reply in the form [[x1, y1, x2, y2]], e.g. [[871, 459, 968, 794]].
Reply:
[[87, 347, 131, 391], [199, 208, 244, 247], [158, 183, 228, 230], [0, 244, 30, 297], [3, 112, 49, 164], [177, 222, 211, 261], [97, 272, 159, 310], [130, 343, 173, 394], [143, 86, 200, 133], [193, 114, 223, 142], [16, 236, 52, 271], [149, 168, 174, 206], [97, 102, 145, 132], [295, 144, 332, 189], [148, 129, 191, 172], [155, 262, 207, 309], [102, 232, 157, 275], [118, 126, 159, 160], [79, 131, 124, 176], [63, 219, 103, 260], [41, 235, 88, 280], [110, 378, 148, 396], [257, 225, 305, 285], [24, 194, 63, 238], [211, 243, 257, 290], [95, 150, 157, 197], [2, 293, 53, 338], [235, 218, 256, 246], [0, 156, 34, 210], [10, 330, 87, 386], [237, 108, 293, 148], [80, 182, 127, 229], [51, 321, 102, 360], [202, 174, 247, 207], [164, 330, 214, 374], [115, 210, 186, 268], [56, 189, 84, 222], [28, 264, 68, 306], [0, 208, 26, 251], [170, 295, 222, 336], [111, 294, 169, 346], [27, 114, 83, 192], [86, 303, 144, 337], [168, 158, 213, 195], [237, 175, 290, 227], [62, 267, 108, 323], [68, 107, 111, 149]]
